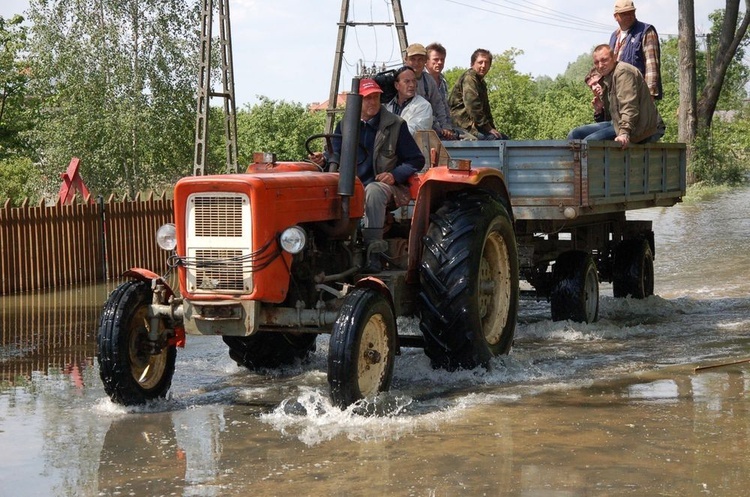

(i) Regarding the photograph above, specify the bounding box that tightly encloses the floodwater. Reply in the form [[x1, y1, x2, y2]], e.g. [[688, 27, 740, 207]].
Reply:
[[1, 187, 749, 497]]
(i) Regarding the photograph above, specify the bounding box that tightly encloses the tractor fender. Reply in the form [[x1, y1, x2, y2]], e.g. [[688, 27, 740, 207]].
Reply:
[[405, 167, 514, 279], [354, 276, 396, 313], [122, 268, 185, 347], [122, 268, 176, 302], [414, 166, 513, 218]]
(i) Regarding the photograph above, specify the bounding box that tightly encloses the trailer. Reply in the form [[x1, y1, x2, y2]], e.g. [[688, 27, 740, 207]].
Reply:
[[442, 139, 687, 323]]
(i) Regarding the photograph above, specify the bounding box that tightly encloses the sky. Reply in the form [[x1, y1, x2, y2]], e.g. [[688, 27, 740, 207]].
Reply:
[[0, 0, 731, 107]]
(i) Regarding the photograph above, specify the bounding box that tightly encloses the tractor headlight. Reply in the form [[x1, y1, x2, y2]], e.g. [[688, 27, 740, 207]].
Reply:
[[156, 223, 177, 251], [280, 226, 306, 254]]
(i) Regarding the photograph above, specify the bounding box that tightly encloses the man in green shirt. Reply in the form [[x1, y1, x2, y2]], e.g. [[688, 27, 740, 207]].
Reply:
[[448, 49, 507, 140]]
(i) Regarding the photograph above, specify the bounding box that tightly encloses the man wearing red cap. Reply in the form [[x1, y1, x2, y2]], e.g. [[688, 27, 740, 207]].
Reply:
[[310, 78, 424, 272], [610, 0, 662, 100]]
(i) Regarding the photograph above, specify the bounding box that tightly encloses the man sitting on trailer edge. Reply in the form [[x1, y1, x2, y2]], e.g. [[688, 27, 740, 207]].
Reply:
[[309, 78, 425, 273], [569, 44, 663, 149]]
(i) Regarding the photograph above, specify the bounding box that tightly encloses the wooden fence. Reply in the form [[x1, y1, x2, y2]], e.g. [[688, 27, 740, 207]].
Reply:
[[0, 193, 173, 295]]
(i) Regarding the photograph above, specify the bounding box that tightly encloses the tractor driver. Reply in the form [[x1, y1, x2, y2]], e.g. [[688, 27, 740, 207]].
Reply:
[[309, 78, 425, 273]]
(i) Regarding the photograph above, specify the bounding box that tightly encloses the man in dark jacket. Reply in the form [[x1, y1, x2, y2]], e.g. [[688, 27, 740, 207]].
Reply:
[[310, 79, 425, 272], [610, 0, 662, 100]]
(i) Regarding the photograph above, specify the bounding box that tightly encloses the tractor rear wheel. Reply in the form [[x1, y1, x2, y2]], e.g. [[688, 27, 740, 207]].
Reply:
[[223, 333, 316, 371], [97, 280, 176, 405], [418, 191, 519, 370]]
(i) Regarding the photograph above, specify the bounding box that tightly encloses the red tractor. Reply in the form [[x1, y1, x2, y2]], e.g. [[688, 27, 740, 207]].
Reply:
[[97, 85, 520, 408]]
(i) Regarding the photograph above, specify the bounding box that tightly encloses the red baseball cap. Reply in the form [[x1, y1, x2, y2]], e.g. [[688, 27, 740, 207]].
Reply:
[[359, 78, 383, 97]]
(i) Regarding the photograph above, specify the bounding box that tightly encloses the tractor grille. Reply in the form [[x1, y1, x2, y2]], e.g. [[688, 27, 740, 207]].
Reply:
[[193, 196, 244, 237], [186, 192, 253, 294], [192, 249, 245, 291]]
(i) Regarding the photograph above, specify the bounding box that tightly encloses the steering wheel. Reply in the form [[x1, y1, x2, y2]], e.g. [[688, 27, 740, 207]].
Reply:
[[304, 133, 369, 171], [305, 133, 335, 158]]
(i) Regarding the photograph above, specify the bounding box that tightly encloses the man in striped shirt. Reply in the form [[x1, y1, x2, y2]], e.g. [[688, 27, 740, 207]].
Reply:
[[609, 0, 662, 100]]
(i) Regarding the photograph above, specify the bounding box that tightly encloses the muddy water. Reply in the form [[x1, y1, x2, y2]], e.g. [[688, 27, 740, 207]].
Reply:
[[1, 187, 749, 497]]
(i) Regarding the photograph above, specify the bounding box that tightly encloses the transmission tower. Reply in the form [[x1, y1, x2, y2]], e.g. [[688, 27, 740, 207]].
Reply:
[[194, 0, 238, 175], [324, 0, 409, 135]]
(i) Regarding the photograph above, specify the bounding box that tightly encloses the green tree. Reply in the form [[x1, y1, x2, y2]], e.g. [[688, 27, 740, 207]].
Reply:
[[535, 76, 592, 140], [697, 1, 750, 130], [0, 14, 35, 160], [482, 49, 538, 139], [26, 0, 199, 197], [0, 156, 43, 204], [235, 97, 326, 163]]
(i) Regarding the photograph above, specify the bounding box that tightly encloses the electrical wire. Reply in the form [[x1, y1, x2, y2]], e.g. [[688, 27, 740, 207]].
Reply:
[[441, 0, 612, 35], [480, 0, 613, 31]]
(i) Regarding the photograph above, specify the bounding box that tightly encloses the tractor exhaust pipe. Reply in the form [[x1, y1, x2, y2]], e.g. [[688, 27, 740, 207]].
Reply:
[[338, 77, 361, 199]]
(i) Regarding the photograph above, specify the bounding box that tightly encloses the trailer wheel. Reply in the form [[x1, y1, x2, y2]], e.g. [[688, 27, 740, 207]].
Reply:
[[328, 288, 396, 408], [550, 251, 600, 323], [223, 333, 317, 371], [613, 239, 654, 298], [97, 280, 176, 405], [419, 191, 519, 370]]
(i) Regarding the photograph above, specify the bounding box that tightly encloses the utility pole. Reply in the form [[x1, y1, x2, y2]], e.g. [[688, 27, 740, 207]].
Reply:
[[194, 0, 238, 175], [324, 0, 408, 135]]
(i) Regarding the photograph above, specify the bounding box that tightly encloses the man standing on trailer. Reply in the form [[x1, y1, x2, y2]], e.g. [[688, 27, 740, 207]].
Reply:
[[610, 0, 662, 100]]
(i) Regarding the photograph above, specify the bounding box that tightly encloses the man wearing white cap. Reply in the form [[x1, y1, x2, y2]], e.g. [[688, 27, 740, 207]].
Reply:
[[610, 0, 662, 100]]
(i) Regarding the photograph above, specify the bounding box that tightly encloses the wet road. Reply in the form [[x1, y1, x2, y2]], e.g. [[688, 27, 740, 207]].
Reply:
[[1, 186, 749, 496]]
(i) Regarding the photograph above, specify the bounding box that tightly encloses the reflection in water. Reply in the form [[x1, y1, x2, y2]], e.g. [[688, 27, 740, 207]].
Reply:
[[0, 283, 111, 386], [0, 187, 749, 495]]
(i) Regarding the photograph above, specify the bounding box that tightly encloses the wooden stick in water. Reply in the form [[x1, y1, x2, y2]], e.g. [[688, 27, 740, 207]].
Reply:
[[694, 357, 750, 372]]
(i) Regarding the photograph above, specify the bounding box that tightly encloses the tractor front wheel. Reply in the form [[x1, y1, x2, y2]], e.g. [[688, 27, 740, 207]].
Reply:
[[328, 288, 396, 408], [97, 280, 176, 405]]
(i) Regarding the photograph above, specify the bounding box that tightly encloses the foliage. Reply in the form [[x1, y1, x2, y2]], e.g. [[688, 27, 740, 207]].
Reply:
[[482, 49, 539, 139], [655, 37, 680, 142], [0, 156, 43, 204], [690, 112, 750, 186], [561, 50, 598, 83], [25, 0, 200, 197], [235, 97, 327, 163], [706, 8, 750, 111], [534, 76, 592, 140], [0, 15, 36, 160]]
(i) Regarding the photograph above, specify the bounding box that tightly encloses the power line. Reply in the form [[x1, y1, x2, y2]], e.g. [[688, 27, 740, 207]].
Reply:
[[481, 0, 613, 31], [441, 0, 612, 35]]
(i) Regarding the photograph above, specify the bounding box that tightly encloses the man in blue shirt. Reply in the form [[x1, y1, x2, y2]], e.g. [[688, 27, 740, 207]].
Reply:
[[311, 78, 425, 272]]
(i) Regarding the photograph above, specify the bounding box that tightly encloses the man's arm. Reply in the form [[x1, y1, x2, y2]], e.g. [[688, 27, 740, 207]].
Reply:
[[613, 69, 640, 148], [401, 97, 434, 135], [391, 121, 425, 184], [643, 27, 661, 99]]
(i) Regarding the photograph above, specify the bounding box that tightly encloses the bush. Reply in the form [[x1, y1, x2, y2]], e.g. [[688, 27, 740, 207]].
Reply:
[[0, 156, 43, 205], [690, 116, 750, 186]]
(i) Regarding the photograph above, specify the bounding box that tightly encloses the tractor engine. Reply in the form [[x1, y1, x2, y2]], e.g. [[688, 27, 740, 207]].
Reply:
[[169, 164, 365, 336]]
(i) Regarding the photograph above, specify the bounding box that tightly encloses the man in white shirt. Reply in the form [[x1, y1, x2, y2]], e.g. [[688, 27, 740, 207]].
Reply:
[[385, 66, 433, 135]]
